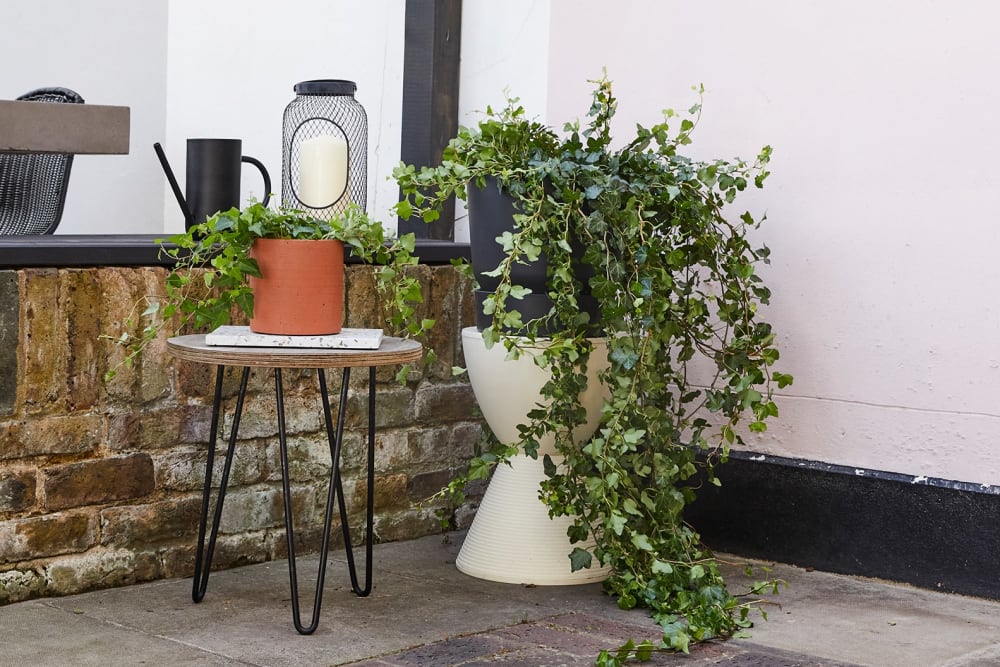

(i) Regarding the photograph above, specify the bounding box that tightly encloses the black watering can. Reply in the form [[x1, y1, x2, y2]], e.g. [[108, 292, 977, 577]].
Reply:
[[154, 138, 271, 230]]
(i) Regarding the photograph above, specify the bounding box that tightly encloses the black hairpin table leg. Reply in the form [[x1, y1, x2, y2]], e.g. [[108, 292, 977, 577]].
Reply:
[[193, 365, 251, 603], [321, 366, 375, 597], [278, 366, 375, 634]]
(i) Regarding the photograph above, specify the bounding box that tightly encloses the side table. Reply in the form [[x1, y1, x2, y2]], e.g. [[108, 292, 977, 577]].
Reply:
[[167, 334, 423, 634]]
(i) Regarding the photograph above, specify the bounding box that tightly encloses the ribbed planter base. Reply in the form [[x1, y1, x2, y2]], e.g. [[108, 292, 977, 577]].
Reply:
[[457, 326, 611, 585], [456, 454, 610, 585]]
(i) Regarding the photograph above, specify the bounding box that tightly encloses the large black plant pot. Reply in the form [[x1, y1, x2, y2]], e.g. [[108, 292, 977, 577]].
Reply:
[[467, 176, 598, 334]]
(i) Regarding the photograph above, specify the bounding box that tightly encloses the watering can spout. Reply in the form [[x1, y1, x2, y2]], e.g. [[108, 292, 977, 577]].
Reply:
[[153, 142, 193, 226]]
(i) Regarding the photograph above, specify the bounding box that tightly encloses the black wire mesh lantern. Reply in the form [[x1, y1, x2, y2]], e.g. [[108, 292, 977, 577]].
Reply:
[[282, 79, 368, 218]]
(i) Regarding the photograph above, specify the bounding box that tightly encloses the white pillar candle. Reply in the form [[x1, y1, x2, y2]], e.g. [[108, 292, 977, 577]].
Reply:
[[298, 134, 349, 215]]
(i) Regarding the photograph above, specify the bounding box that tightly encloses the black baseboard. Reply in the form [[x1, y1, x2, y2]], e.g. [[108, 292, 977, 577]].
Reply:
[[686, 450, 1000, 600]]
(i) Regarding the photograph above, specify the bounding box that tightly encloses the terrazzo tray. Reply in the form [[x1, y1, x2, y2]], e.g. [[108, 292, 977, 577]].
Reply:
[[205, 325, 384, 349]]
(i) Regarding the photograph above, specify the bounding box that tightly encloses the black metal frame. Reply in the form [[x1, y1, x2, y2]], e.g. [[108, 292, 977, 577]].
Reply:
[[192, 364, 377, 634], [0, 235, 469, 268]]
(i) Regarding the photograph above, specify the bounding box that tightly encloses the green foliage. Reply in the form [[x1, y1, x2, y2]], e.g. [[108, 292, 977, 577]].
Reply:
[[399, 75, 792, 662], [105, 201, 431, 379]]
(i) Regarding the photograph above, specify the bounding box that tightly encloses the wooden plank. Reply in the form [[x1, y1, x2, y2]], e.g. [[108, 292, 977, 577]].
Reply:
[[0, 99, 130, 154], [398, 0, 462, 240]]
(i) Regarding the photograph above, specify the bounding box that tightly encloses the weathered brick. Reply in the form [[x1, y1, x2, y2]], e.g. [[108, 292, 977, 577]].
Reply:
[[371, 429, 413, 473], [212, 531, 275, 569], [0, 271, 18, 417], [0, 414, 104, 460], [44, 547, 138, 595], [228, 390, 324, 440], [0, 567, 46, 604], [284, 433, 338, 481], [407, 468, 458, 503], [96, 267, 142, 401], [218, 486, 284, 534], [449, 421, 482, 462], [346, 385, 415, 430], [20, 269, 66, 414], [159, 542, 197, 579], [0, 511, 95, 563], [44, 453, 155, 510], [0, 262, 480, 601], [373, 508, 443, 543], [414, 382, 477, 422], [63, 270, 102, 411], [138, 404, 213, 450], [425, 266, 477, 380], [353, 473, 409, 513], [0, 468, 37, 513], [106, 412, 140, 450], [344, 264, 380, 330], [406, 423, 481, 470], [131, 549, 162, 583], [100, 496, 202, 547], [155, 444, 267, 492], [138, 267, 172, 403], [174, 353, 217, 400]]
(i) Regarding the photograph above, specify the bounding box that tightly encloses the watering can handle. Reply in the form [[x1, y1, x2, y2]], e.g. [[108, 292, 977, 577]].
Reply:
[[241, 156, 272, 207]]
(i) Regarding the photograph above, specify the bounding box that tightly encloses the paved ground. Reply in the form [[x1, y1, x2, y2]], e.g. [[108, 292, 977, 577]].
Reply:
[[2, 532, 999, 666]]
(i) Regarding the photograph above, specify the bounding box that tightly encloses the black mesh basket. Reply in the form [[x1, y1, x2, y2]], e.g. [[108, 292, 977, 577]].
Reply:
[[281, 79, 368, 219]]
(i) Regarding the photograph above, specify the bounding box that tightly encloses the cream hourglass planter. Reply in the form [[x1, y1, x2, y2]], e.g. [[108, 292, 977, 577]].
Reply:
[[456, 327, 612, 585]]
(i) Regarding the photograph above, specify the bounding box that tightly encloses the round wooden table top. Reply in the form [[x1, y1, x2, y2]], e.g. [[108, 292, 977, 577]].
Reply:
[[167, 334, 423, 369]]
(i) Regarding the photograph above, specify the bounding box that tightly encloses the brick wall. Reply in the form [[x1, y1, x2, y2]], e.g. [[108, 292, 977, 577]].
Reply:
[[0, 264, 480, 603]]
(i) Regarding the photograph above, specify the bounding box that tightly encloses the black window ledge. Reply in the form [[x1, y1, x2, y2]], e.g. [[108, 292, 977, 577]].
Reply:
[[0, 235, 470, 268]]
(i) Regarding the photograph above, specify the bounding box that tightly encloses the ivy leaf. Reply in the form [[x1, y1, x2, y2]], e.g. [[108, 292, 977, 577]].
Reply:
[[773, 372, 794, 388], [569, 547, 592, 571], [609, 346, 640, 370], [631, 533, 654, 552], [543, 454, 557, 478], [652, 559, 673, 575], [635, 640, 655, 661], [395, 199, 413, 220], [508, 284, 532, 299], [623, 429, 646, 445]]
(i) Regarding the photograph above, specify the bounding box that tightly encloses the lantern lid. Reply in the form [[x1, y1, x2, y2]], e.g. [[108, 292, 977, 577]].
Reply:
[[293, 79, 357, 96]]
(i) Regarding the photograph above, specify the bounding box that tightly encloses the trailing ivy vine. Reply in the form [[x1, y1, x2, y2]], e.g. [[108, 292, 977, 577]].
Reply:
[[396, 76, 792, 661]]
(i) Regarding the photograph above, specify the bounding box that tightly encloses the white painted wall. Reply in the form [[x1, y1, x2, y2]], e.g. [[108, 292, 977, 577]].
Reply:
[[163, 0, 406, 234], [3, 0, 406, 235], [546, 0, 1000, 486], [0, 0, 168, 234], [456, 1, 552, 242]]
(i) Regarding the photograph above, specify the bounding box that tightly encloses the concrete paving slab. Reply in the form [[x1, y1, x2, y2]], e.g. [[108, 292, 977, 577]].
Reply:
[[2, 533, 1000, 666], [0, 598, 237, 665], [721, 557, 1000, 667]]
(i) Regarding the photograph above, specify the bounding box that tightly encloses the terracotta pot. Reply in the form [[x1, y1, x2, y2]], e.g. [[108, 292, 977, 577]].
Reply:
[[248, 238, 344, 335]]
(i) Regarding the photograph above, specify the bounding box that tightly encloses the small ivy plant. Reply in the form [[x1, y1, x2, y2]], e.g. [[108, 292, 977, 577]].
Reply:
[[105, 201, 433, 380], [396, 75, 792, 662]]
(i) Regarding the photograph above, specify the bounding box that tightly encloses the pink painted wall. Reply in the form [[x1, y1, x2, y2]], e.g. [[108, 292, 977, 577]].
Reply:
[[543, 0, 1000, 485]]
